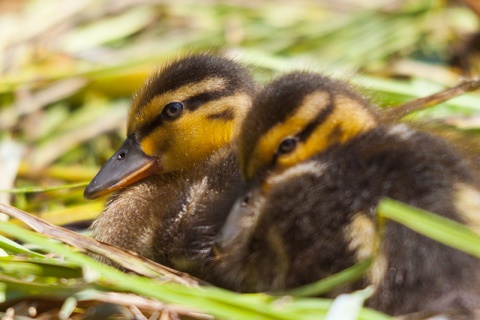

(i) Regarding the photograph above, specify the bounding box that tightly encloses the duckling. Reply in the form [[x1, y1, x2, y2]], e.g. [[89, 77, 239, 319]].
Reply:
[[215, 71, 480, 317], [84, 53, 256, 278]]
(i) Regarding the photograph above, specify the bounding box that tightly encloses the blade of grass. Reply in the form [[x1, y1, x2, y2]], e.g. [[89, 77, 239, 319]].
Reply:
[[18, 164, 98, 182], [0, 203, 196, 284], [0, 257, 82, 279], [377, 198, 480, 258], [282, 259, 372, 297], [0, 182, 88, 194], [385, 78, 480, 120], [0, 235, 44, 258], [0, 275, 88, 303]]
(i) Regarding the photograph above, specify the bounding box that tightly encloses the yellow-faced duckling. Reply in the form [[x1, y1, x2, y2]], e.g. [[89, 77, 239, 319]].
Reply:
[[84, 53, 256, 279], [215, 71, 480, 317]]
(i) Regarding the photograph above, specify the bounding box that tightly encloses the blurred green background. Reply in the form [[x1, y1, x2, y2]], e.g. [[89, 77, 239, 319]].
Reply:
[[0, 0, 479, 228]]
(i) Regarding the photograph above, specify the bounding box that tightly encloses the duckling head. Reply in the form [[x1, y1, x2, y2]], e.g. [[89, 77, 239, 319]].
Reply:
[[84, 53, 255, 199], [216, 72, 380, 276], [239, 72, 378, 181]]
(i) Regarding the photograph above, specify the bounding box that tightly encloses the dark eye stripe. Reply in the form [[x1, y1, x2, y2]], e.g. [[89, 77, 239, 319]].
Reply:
[[183, 89, 231, 111], [207, 108, 235, 120], [136, 88, 234, 141], [137, 115, 164, 142], [297, 94, 334, 142]]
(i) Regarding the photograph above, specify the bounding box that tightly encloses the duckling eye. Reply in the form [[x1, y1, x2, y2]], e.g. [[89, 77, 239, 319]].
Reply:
[[277, 137, 298, 155], [162, 102, 184, 119], [241, 193, 251, 207]]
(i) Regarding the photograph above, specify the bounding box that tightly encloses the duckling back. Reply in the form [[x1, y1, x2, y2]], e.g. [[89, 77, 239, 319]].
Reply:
[[216, 71, 480, 317]]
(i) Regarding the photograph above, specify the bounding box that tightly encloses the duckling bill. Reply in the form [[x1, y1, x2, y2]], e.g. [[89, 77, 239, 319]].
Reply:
[[84, 136, 160, 199], [215, 72, 480, 317]]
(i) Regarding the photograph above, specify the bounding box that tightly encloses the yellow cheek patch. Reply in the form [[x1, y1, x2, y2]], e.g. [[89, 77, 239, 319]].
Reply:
[[246, 91, 330, 180], [278, 95, 377, 169], [140, 110, 235, 172], [141, 138, 157, 156], [140, 123, 175, 157], [163, 111, 234, 171], [127, 77, 227, 134]]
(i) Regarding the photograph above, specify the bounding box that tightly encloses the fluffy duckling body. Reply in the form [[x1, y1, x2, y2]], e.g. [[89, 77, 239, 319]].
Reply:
[[85, 53, 255, 277], [151, 147, 245, 278], [215, 72, 480, 317]]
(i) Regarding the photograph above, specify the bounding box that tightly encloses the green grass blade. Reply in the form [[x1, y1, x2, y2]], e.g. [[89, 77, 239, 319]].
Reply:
[[0, 235, 45, 258], [0, 276, 96, 302], [284, 259, 372, 297], [0, 258, 83, 279], [377, 198, 480, 258], [0, 182, 88, 194]]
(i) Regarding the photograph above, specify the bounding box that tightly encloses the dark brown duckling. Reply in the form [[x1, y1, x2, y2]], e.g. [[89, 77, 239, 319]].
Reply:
[[215, 71, 480, 317]]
